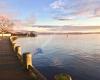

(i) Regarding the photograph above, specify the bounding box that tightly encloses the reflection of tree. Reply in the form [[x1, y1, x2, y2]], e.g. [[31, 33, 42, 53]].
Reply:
[[0, 16, 14, 35]]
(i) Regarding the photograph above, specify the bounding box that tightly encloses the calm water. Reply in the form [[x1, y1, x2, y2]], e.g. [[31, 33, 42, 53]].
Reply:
[[15, 34, 100, 80]]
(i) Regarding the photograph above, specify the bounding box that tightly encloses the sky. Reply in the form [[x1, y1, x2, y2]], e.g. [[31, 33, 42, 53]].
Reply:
[[0, 0, 100, 32]]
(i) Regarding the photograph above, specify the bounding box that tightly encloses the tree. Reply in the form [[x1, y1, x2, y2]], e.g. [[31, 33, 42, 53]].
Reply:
[[54, 73, 72, 80], [0, 16, 14, 35]]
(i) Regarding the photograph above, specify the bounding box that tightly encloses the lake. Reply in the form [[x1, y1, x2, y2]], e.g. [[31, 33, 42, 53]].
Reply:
[[15, 34, 100, 80]]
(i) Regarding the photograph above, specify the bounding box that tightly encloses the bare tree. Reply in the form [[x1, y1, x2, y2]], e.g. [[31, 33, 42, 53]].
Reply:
[[0, 16, 14, 36]]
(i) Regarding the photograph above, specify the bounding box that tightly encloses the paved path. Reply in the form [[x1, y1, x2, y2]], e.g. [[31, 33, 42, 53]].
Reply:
[[0, 38, 33, 80]]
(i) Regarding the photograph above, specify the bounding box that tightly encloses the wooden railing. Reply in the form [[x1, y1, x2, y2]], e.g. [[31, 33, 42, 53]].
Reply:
[[10, 36, 72, 80], [10, 36, 47, 80]]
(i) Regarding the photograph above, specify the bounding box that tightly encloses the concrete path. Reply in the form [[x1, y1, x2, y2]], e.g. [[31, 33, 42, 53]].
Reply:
[[0, 37, 33, 80]]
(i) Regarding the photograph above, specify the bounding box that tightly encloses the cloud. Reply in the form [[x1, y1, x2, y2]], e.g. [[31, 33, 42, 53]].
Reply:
[[53, 16, 76, 21], [0, 12, 20, 20], [13, 13, 36, 28], [50, 0, 100, 20], [0, 0, 11, 9], [0, 0, 36, 28], [95, 8, 100, 17], [50, 0, 65, 9], [46, 25, 100, 32], [0, 0, 19, 20], [25, 14, 36, 25]]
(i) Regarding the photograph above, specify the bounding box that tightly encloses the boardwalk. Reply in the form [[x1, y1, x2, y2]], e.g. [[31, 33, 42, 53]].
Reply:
[[0, 37, 33, 80]]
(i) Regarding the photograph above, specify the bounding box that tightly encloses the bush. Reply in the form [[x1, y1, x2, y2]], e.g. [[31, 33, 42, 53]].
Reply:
[[54, 73, 72, 80]]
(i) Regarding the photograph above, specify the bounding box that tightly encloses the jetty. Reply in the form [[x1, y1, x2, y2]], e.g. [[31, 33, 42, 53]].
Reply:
[[0, 37, 33, 80], [0, 36, 47, 80]]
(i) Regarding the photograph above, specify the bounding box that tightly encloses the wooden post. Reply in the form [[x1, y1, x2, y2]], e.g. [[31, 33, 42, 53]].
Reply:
[[10, 37, 13, 43], [15, 46, 21, 56], [12, 43, 16, 51], [23, 52, 32, 69]]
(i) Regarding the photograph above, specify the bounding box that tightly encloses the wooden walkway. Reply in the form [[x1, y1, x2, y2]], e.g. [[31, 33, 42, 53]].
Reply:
[[0, 38, 33, 80]]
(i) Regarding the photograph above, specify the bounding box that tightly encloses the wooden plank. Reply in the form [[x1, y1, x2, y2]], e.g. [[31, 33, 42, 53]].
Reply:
[[0, 38, 33, 80]]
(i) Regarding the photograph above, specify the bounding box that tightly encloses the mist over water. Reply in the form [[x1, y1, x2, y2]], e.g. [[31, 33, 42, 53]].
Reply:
[[15, 34, 100, 80]]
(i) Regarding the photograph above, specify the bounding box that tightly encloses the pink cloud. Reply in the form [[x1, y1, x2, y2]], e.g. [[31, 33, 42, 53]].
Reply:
[[0, 0, 19, 20], [0, 0, 36, 27], [50, 0, 100, 20], [0, 1, 11, 9]]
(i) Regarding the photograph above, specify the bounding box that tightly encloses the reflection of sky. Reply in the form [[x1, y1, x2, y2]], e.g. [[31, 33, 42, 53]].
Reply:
[[15, 34, 100, 80]]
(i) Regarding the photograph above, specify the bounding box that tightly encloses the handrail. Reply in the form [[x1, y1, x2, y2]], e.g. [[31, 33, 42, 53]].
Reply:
[[10, 36, 72, 80], [9, 36, 47, 80]]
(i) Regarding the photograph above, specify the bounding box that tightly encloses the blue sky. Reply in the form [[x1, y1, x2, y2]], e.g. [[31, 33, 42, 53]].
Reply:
[[0, 0, 55, 24], [0, 0, 100, 28]]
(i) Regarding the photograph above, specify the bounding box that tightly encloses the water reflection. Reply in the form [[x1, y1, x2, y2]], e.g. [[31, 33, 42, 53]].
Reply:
[[34, 48, 43, 55], [15, 34, 100, 80]]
